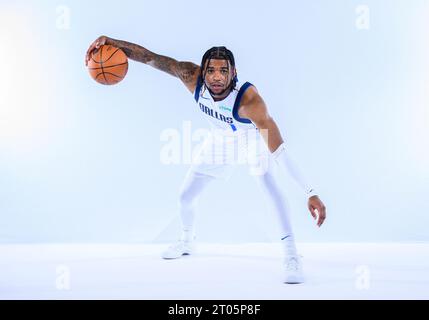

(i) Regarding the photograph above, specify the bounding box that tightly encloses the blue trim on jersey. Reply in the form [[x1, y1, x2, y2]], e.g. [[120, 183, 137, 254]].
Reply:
[[194, 76, 203, 102], [230, 124, 237, 132], [233, 82, 254, 124]]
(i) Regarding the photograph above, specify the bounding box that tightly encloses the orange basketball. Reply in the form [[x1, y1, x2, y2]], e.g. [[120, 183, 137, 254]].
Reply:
[[88, 45, 128, 85]]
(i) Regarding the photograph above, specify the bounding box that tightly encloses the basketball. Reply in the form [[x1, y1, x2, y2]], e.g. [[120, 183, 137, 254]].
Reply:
[[88, 45, 128, 85]]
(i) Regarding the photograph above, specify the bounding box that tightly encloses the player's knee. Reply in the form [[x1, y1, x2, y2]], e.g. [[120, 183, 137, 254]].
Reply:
[[257, 170, 273, 185], [178, 189, 195, 207]]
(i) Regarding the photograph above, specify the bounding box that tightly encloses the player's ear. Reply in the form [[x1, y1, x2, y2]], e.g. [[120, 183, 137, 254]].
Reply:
[[233, 68, 238, 82]]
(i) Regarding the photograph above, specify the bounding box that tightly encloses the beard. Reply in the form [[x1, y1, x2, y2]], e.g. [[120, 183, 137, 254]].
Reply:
[[206, 81, 233, 97]]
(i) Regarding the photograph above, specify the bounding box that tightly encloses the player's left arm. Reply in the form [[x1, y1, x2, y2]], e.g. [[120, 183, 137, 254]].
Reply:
[[239, 86, 327, 227], [238, 86, 283, 153]]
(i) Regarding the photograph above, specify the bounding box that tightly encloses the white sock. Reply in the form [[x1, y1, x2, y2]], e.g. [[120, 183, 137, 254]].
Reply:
[[180, 228, 195, 242], [281, 234, 298, 257]]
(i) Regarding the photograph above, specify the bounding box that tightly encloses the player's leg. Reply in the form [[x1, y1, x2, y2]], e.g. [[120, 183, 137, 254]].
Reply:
[[178, 169, 216, 241], [162, 131, 234, 259], [254, 160, 297, 255], [252, 157, 304, 283], [162, 168, 216, 259]]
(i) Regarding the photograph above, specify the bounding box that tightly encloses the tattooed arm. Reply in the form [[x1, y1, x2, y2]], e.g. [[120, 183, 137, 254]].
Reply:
[[85, 36, 200, 93]]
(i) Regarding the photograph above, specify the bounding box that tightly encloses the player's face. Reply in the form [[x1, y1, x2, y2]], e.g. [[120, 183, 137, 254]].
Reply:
[[204, 59, 236, 96]]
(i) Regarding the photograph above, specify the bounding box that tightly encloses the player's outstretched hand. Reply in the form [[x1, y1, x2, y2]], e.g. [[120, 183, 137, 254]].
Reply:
[[308, 196, 326, 227], [85, 35, 109, 66]]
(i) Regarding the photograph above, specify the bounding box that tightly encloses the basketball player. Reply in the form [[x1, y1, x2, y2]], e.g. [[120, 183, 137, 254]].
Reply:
[[86, 36, 327, 284]]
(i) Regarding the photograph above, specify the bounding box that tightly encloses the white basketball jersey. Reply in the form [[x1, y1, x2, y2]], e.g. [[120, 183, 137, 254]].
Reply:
[[193, 77, 258, 133]]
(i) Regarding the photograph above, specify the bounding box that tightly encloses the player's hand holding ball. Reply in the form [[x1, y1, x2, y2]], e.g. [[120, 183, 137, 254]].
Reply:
[[85, 36, 128, 85]]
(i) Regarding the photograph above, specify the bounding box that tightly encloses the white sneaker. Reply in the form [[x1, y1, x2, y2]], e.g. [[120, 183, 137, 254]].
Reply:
[[284, 255, 305, 284], [161, 240, 195, 259]]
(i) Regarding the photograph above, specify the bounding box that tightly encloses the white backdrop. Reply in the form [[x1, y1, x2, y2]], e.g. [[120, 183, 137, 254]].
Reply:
[[0, 0, 428, 243]]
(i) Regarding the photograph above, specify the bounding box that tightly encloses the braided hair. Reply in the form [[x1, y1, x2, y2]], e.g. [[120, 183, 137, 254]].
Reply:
[[200, 46, 238, 94]]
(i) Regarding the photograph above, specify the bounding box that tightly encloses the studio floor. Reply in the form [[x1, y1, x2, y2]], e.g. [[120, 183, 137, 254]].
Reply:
[[0, 242, 428, 300]]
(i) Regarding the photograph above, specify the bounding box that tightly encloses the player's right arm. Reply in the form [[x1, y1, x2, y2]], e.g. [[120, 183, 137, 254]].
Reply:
[[85, 36, 200, 93]]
